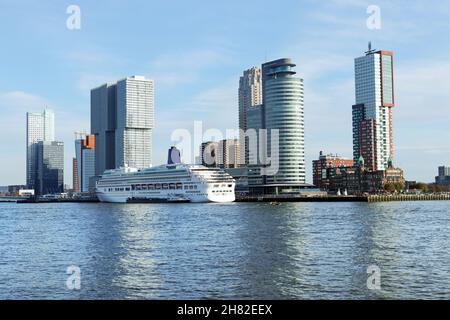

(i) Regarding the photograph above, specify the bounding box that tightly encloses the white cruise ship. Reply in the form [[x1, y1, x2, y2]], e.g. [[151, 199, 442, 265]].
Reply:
[[96, 164, 236, 203]]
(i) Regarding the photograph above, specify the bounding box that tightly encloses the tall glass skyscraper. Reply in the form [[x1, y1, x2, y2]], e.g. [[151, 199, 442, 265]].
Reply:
[[262, 59, 305, 188], [91, 76, 154, 176], [246, 58, 306, 194], [353, 45, 395, 171], [26, 109, 55, 189]]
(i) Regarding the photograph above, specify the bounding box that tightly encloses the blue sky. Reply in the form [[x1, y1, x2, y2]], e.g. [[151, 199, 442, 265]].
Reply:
[[1, 0, 450, 186]]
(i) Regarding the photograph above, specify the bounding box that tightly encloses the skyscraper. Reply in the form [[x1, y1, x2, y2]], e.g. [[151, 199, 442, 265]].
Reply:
[[36, 141, 64, 195], [91, 83, 117, 176], [74, 134, 95, 193], [262, 58, 305, 188], [436, 166, 450, 187], [246, 58, 306, 194], [353, 44, 395, 171], [238, 67, 262, 165], [91, 76, 154, 176], [26, 109, 55, 190]]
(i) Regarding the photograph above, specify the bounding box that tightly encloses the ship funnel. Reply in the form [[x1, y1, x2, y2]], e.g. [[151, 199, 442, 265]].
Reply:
[[167, 146, 181, 165]]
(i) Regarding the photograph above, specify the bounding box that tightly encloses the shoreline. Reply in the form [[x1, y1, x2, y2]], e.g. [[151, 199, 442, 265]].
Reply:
[[4, 193, 450, 204]]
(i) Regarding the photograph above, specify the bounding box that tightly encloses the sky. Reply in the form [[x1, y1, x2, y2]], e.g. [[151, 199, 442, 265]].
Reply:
[[1, 0, 450, 186]]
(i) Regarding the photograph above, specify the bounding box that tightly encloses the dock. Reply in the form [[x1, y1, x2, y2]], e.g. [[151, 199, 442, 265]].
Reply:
[[236, 195, 367, 202], [236, 194, 450, 203], [367, 194, 450, 203]]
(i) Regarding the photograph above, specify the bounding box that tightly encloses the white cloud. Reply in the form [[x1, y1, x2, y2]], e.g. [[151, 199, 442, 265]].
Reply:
[[0, 91, 50, 110]]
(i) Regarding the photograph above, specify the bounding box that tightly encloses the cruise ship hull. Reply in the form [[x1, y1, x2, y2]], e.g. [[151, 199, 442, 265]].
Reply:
[[96, 190, 235, 204]]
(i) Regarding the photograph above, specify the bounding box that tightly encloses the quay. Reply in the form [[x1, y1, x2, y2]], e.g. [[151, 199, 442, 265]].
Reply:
[[15, 198, 99, 204], [0, 197, 23, 203], [4, 194, 450, 204], [236, 195, 367, 202], [236, 194, 450, 203], [367, 194, 450, 203]]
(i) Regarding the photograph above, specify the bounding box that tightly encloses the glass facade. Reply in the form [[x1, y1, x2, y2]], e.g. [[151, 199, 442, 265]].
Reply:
[[246, 58, 306, 193], [26, 109, 55, 190], [264, 76, 305, 184], [37, 141, 64, 195], [381, 54, 394, 106]]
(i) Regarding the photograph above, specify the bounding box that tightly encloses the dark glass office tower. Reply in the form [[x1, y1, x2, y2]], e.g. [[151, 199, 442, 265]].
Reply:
[[36, 141, 64, 195]]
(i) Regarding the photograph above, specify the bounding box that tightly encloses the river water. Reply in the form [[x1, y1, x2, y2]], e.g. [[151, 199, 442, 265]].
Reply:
[[0, 201, 449, 299]]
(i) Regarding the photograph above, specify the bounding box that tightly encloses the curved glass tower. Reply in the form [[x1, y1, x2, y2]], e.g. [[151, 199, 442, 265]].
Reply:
[[262, 59, 305, 189]]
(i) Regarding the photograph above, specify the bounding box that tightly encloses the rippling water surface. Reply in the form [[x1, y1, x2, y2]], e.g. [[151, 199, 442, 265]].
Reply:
[[0, 201, 449, 299]]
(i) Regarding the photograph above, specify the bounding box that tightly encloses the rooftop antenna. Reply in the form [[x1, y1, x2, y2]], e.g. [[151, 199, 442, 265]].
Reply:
[[365, 41, 376, 55]]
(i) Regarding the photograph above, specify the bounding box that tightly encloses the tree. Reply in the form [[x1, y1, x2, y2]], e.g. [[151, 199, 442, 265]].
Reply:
[[408, 182, 428, 193]]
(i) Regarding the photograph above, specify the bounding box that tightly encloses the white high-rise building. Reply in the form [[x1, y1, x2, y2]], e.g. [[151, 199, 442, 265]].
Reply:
[[353, 44, 395, 171], [26, 109, 55, 189], [116, 76, 154, 169], [91, 76, 154, 175]]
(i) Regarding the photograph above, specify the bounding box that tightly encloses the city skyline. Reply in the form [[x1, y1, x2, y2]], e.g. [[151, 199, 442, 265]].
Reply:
[[1, 1, 450, 186]]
